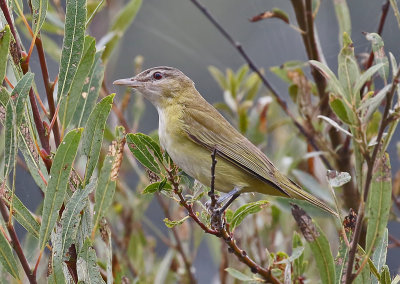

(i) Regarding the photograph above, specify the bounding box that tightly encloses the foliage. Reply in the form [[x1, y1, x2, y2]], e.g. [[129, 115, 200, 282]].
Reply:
[[0, 0, 399, 283]]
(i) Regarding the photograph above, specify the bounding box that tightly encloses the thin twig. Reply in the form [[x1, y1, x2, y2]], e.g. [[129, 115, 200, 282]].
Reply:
[[345, 67, 400, 284], [156, 194, 197, 283], [188, 0, 332, 170], [0, 198, 37, 283], [0, 0, 51, 153], [166, 166, 281, 283]]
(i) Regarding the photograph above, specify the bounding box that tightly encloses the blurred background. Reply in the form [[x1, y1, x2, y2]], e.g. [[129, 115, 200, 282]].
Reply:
[[17, 0, 400, 282]]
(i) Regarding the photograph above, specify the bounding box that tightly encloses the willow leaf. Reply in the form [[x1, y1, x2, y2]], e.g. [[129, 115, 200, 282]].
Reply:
[[93, 155, 116, 234], [70, 51, 104, 128], [39, 128, 82, 251], [77, 238, 105, 283], [11, 72, 34, 126], [366, 153, 391, 255], [0, 229, 19, 279], [82, 94, 114, 185], [4, 101, 16, 177], [31, 0, 48, 36], [60, 35, 96, 132], [60, 181, 95, 262], [57, 0, 87, 100], [0, 25, 11, 82]]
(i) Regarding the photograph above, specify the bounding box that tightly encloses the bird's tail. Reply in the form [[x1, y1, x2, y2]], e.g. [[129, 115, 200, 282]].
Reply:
[[279, 174, 339, 218]]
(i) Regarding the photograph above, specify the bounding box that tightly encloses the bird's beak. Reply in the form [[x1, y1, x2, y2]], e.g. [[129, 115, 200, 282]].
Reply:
[[113, 78, 141, 88]]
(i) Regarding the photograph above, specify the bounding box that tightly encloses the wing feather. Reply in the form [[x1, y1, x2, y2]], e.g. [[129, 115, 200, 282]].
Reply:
[[182, 104, 289, 196]]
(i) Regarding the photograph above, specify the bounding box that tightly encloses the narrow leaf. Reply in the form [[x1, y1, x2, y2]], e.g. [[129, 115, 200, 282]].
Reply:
[[39, 128, 82, 251], [225, 268, 254, 281], [353, 63, 384, 96], [82, 94, 115, 185], [309, 60, 345, 97], [142, 179, 171, 194], [318, 115, 352, 136], [366, 153, 391, 254], [326, 170, 352, 188], [70, 51, 104, 128], [31, 0, 48, 36], [126, 133, 161, 174], [0, 25, 11, 82], [93, 155, 116, 234], [360, 84, 392, 123], [372, 228, 388, 284], [57, 0, 87, 100], [390, 0, 400, 31], [135, 133, 163, 162], [291, 204, 335, 284], [163, 216, 190, 228], [77, 238, 105, 283], [230, 200, 269, 231], [333, 0, 351, 44], [11, 72, 34, 126], [60, 35, 96, 131], [4, 101, 16, 177], [0, 228, 19, 279], [60, 181, 95, 264]]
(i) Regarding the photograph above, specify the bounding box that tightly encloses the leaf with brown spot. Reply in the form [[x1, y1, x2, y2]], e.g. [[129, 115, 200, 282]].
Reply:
[[250, 8, 289, 24]]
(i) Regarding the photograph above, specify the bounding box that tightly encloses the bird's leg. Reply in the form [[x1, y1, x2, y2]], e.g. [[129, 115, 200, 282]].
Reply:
[[209, 187, 241, 230]]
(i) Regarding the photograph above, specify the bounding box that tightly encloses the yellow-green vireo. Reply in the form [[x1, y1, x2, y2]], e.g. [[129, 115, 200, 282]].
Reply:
[[114, 66, 337, 217]]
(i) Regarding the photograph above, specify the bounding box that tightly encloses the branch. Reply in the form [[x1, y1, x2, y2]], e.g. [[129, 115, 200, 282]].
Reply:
[[345, 67, 400, 284], [0, 197, 37, 283], [188, 0, 332, 170], [0, 0, 51, 153], [166, 166, 281, 283]]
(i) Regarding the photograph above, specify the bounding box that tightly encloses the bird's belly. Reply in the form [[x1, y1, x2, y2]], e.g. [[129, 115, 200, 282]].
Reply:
[[161, 133, 272, 194]]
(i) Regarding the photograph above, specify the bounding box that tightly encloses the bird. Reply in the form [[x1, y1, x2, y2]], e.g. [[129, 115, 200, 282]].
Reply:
[[114, 66, 337, 217]]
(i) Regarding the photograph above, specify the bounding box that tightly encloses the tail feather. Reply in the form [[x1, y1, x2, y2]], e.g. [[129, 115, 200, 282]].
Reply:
[[280, 176, 339, 218]]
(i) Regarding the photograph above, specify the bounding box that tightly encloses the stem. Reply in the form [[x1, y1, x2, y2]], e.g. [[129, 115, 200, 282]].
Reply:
[[344, 67, 400, 284], [188, 0, 332, 170], [35, 36, 61, 146], [156, 195, 197, 283], [209, 149, 218, 208], [0, 198, 37, 283], [0, 0, 51, 153]]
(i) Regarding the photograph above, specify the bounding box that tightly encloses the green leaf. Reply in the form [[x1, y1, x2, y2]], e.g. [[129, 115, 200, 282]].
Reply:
[[333, 0, 351, 44], [86, 0, 105, 26], [0, 228, 19, 279], [292, 232, 306, 279], [353, 63, 384, 96], [70, 51, 104, 128], [77, 238, 105, 283], [229, 200, 269, 231], [101, 0, 142, 61], [366, 153, 391, 255], [126, 133, 161, 174], [57, 0, 87, 100], [0, 179, 40, 238], [372, 228, 388, 284], [39, 128, 83, 252], [360, 84, 392, 123], [163, 216, 190, 228], [366, 33, 389, 84], [11, 72, 34, 126], [135, 133, 163, 162], [60, 181, 95, 265], [390, 0, 400, 31], [142, 179, 172, 194], [208, 66, 227, 90], [18, 123, 49, 192], [329, 94, 352, 124], [60, 35, 96, 131], [225, 268, 254, 281], [291, 204, 335, 284], [93, 155, 116, 234], [4, 100, 16, 177], [31, 0, 48, 36], [309, 60, 345, 97], [50, 223, 66, 283], [0, 25, 11, 83], [335, 231, 351, 283], [381, 265, 391, 284], [82, 94, 115, 185]]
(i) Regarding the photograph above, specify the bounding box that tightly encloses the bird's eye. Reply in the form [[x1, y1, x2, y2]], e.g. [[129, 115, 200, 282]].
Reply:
[[153, 72, 163, 80]]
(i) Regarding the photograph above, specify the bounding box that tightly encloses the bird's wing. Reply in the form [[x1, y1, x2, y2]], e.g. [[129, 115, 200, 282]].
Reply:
[[182, 105, 290, 196]]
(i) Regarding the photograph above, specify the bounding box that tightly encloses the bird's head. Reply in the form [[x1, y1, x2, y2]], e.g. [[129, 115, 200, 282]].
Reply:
[[113, 66, 195, 107]]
